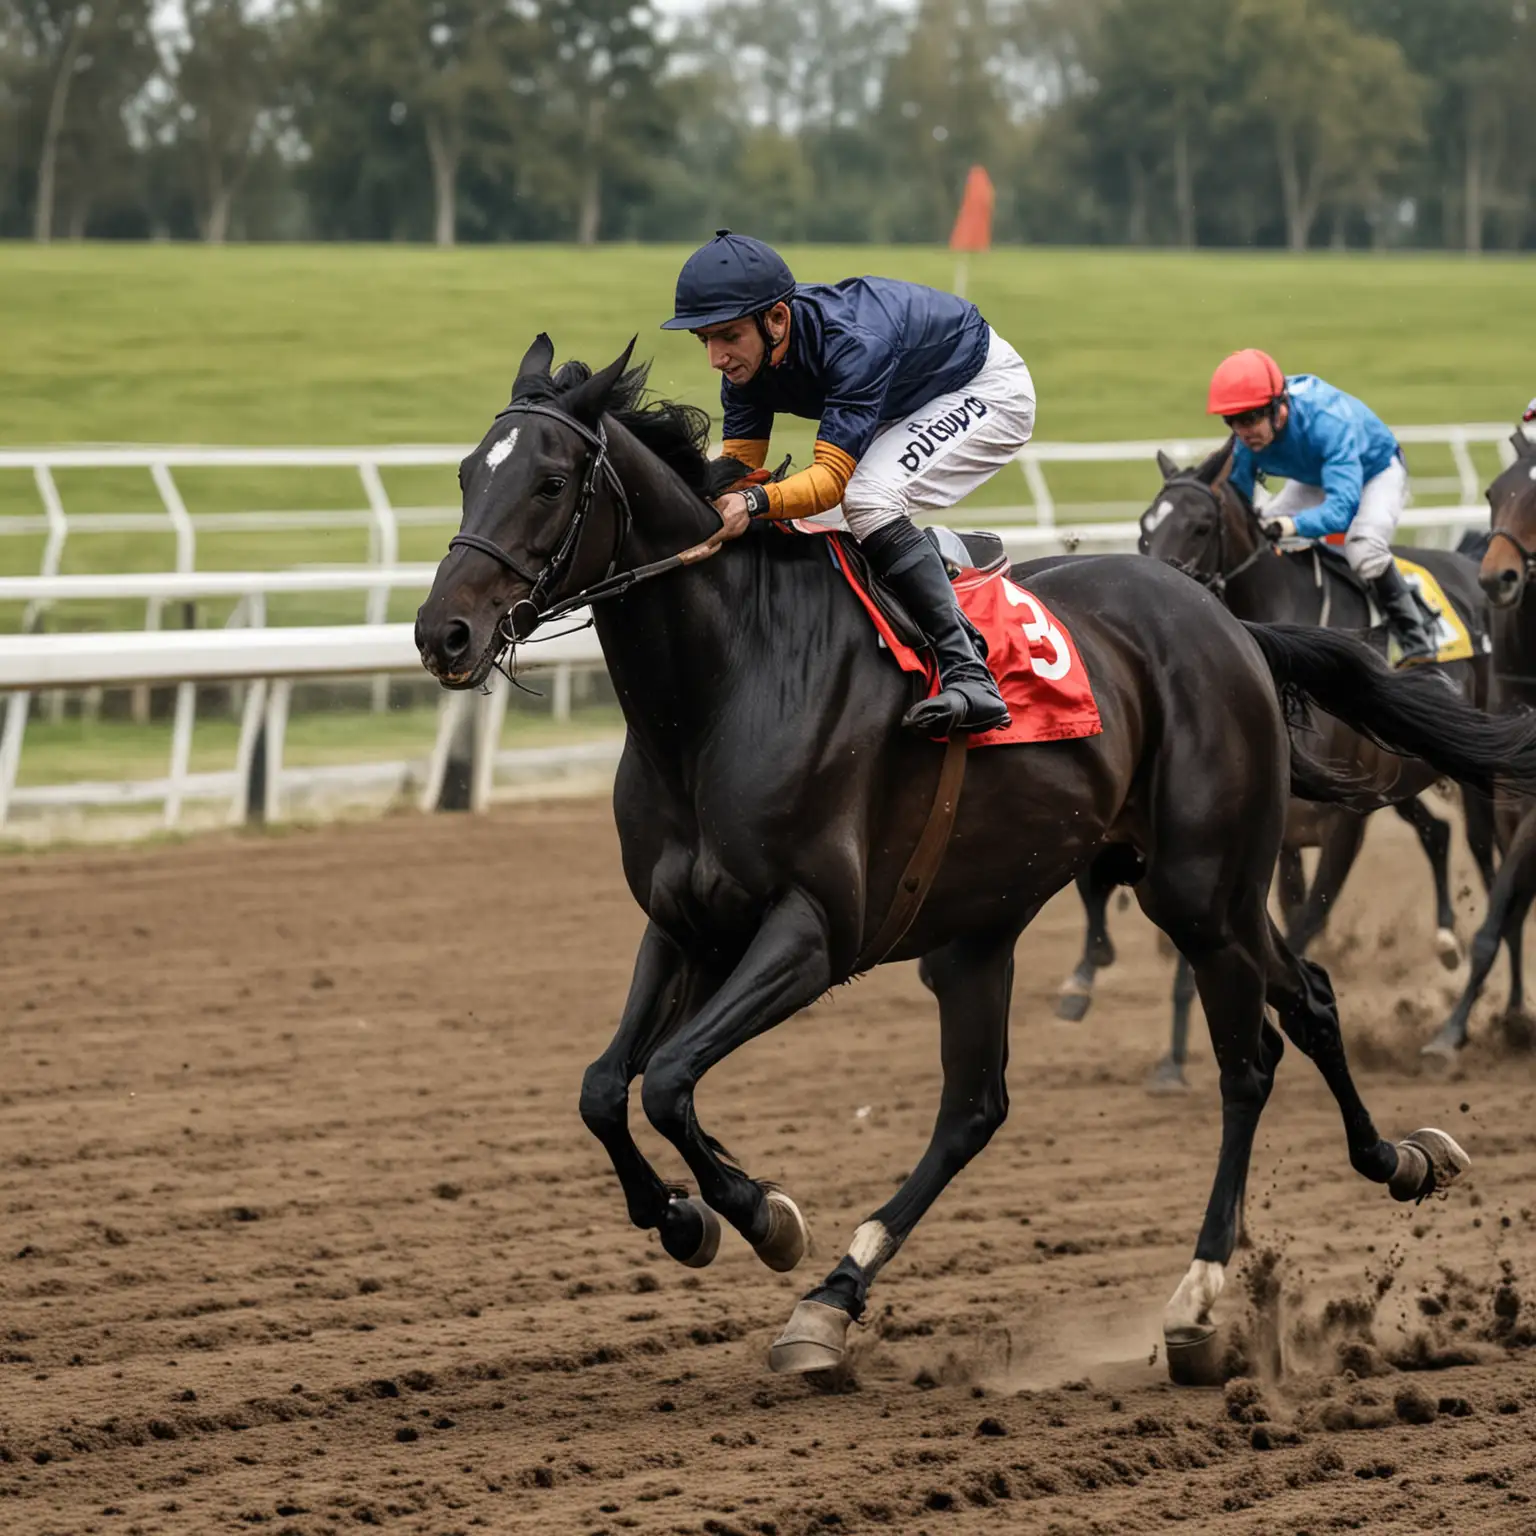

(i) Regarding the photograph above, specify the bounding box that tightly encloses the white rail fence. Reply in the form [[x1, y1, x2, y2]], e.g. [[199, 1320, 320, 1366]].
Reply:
[[0, 621, 607, 831], [0, 427, 1508, 837], [0, 424, 1516, 580]]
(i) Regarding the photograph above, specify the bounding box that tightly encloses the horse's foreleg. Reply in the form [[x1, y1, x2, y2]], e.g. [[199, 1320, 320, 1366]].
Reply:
[[1285, 814, 1365, 957], [1425, 804, 1536, 1058], [580, 922, 724, 1265], [639, 888, 833, 1271], [1267, 927, 1467, 1205], [1394, 796, 1461, 969], [1056, 866, 1113, 1022], [770, 928, 1016, 1375]]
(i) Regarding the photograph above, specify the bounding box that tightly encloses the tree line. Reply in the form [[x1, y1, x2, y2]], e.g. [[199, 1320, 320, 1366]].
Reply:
[[2, 0, 1533, 250]]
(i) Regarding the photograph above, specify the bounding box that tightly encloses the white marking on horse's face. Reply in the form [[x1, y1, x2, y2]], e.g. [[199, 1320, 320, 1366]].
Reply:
[[1527, 463, 1536, 482], [1143, 499, 1174, 534], [486, 428, 519, 471]]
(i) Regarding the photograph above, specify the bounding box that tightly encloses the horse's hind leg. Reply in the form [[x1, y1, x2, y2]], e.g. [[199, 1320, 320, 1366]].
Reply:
[[1425, 804, 1536, 1058], [770, 927, 1016, 1374], [1394, 796, 1462, 969], [639, 889, 833, 1273], [1056, 863, 1114, 1022], [1266, 925, 1468, 1200], [1285, 812, 1365, 957], [580, 922, 726, 1266]]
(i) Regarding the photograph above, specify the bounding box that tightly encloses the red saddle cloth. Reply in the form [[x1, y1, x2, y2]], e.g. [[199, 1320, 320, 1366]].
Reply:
[[826, 537, 1103, 748]]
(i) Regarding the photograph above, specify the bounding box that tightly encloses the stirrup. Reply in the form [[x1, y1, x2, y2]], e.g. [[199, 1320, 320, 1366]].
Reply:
[[902, 685, 1010, 737]]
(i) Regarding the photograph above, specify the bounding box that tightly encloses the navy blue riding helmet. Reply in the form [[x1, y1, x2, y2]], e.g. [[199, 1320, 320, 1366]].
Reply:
[[661, 230, 797, 331]]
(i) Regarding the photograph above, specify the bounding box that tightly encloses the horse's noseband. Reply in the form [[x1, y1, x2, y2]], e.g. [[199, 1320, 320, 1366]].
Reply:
[[448, 400, 634, 640]]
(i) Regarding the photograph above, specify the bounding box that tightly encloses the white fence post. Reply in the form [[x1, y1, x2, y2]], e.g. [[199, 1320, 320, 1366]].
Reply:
[[358, 460, 400, 714], [230, 676, 269, 825], [150, 462, 197, 575], [24, 465, 69, 633], [0, 691, 31, 828], [163, 680, 197, 828], [263, 678, 292, 823], [1018, 452, 1055, 527]]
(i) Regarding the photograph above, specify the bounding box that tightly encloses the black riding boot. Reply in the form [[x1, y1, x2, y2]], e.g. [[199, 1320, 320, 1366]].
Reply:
[[859, 520, 1011, 735], [1370, 562, 1436, 666]]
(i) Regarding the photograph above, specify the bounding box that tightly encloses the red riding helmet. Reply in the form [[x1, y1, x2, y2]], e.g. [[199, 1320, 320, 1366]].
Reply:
[[1208, 349, 1286, 416]]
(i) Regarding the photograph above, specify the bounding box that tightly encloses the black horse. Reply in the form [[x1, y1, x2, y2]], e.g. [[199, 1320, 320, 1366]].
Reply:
[[415, 339, 1525, 1384], [1425, 430, 1536, 1056]]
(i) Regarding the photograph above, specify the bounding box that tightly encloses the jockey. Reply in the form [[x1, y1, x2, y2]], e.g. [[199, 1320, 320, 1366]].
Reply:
[[1208, 348, 1435, 665], [662, 230, 1037, 736]]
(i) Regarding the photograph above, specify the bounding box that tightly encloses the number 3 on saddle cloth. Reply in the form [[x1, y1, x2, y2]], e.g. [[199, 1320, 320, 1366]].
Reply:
[[821, 532, 1103, 747]]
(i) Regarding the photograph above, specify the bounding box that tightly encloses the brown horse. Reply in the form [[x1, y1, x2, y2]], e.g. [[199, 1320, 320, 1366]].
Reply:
[[414, 340, 1517, 1382]]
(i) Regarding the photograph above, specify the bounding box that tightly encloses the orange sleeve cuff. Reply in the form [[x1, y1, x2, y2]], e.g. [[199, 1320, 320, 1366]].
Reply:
[[763, 440, 857, 520], [721, 437, 769, 471]]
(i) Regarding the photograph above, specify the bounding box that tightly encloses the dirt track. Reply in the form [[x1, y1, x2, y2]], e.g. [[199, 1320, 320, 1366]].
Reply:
[[3, 799, 1536, 1535]]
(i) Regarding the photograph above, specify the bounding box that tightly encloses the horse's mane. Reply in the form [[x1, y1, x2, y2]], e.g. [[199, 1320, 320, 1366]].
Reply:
[[513, 358, 714, 496]]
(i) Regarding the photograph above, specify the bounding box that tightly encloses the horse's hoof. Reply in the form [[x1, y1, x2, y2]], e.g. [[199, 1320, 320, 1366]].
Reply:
[[1055, 986, 1092, 1023], [1145, 1056, 1189, 1096], [1389, 1128, 1471, 1203], [1435, 928, 1463, 971], [753, 1189, 810, 1273], [769, 1300, 851, 1374], [663, 1196, 721, 1268], [1420, 1025, 1466, 1063], [1164, 1324, 1226, 1387]]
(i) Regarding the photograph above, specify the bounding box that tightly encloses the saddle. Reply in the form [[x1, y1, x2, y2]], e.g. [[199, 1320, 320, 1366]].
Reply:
[[836, 528, 1010, 651]]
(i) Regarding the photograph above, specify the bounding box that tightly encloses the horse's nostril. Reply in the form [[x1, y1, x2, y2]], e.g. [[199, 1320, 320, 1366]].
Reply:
[[442, 618, 473, 660]]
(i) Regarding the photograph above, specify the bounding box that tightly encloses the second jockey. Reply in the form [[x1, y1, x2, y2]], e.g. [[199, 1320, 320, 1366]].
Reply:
[[662, 230, 1036, 736], [1208, 348, 1436, 665]]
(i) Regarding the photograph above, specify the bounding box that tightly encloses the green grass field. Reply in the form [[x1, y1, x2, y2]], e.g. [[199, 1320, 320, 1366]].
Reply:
[[0, 242, 1529, 794], [1, 242, 1529, 553]]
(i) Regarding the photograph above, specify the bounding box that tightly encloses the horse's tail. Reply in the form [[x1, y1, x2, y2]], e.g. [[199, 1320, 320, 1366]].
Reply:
[[1244, 621, 1536, 799]]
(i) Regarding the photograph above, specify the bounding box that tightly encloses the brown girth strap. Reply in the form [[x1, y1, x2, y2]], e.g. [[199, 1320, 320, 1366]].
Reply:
[[853, 731, 969, 973]]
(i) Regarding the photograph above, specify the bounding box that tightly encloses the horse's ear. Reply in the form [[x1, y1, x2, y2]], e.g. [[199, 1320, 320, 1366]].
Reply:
[[515, 333, 555, 391], [563, 337, 637, 426], [1195, 435, 1234, 486], [1512, 430, 1536, 462], [1156, 449, 1180, 481]]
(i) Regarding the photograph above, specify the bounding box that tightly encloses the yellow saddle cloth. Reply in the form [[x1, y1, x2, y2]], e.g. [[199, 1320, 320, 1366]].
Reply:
[[1388, 556, 1473, 667]]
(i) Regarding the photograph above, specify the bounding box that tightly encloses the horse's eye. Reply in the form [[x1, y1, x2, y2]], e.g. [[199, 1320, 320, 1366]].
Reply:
[[538, 476, 567, 498]]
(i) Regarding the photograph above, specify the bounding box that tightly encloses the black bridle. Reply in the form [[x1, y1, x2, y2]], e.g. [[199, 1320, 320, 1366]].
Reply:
[[448, 400, 713, 650], [1487, 525, 1536, 595], [1142, 475, 1271, 599]]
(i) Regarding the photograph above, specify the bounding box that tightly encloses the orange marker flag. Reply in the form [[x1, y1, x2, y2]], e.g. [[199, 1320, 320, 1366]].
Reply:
[[949, 166, 995, 252]]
